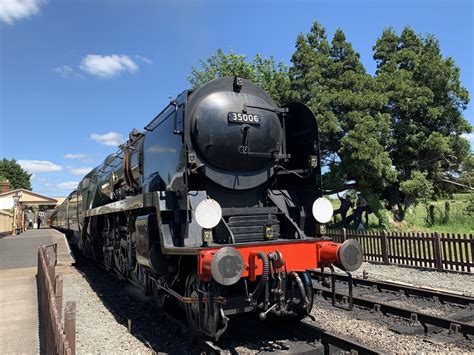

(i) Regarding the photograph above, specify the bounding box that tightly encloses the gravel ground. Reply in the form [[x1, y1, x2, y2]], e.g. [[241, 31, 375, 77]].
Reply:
[[61, 256, 474, 354], [62, 268, 153, 354], [310, 262, 474, 353], [308, 298, 473, 353], [340, 262, 474, 296], [61, 260, 195, 354]]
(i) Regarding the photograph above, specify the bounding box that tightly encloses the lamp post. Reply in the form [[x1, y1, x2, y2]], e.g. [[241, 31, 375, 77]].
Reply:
[[18, 199, 24, 232], [12, 192, 21, 235]]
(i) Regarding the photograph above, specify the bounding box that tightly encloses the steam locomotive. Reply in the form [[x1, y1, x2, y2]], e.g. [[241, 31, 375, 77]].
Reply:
[[50, 77, 363, 339]]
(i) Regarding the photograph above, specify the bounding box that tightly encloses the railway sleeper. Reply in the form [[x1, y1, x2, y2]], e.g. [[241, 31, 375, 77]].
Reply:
[[314, 286, 474, 337]]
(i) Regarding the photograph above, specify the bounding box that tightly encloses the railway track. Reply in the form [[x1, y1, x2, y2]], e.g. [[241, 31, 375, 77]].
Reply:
[[310, 270, 474, 306], [310, 270, 474, 337], [292, 322, 379, 354], [73, 252, 381, 354], [67, 245, 474, 353], [212, 311, 380, 355], [150, 292, 381, 354], [154, 310, 380, 355]]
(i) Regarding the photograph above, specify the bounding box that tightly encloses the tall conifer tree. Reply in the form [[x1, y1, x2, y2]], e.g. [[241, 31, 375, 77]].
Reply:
[[374, 27, 471, 218], [291, 23, 395, 226]]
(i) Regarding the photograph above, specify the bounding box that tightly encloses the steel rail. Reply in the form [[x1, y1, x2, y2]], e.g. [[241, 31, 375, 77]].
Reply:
[[90, 259, 376, 353], [310, 270, 474, 307], [152, 293, 376, 355], [296, 322, 380, 355], [313, 286, 474, 336]]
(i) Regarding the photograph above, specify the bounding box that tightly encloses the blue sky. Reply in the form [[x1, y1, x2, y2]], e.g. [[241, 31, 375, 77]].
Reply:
[[1, 0, 472, 197]]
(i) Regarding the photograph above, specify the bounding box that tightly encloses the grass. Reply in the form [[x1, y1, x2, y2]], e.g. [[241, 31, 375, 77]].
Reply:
[[404, 195, 474, 234]]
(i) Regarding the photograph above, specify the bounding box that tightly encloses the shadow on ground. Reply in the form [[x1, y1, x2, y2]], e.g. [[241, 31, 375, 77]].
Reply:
[[72, 251, 197, 354], [72, 250, 321, 354]]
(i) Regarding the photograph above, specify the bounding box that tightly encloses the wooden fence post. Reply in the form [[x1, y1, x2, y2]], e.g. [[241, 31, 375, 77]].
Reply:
[[65, 301, 76, 355], [55, 274, 63, 319], [433, 231, 443, 272], [381, 230, 389, 265], [37, 244, 77, 355]]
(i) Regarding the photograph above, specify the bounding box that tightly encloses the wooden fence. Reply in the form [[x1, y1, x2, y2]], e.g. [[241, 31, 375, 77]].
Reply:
[[327, 229, 474, 273], [37, 244, 76, 355]]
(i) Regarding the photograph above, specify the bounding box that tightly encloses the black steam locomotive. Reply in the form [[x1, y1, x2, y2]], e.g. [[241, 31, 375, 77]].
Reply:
[[51, 77, 362, 339]]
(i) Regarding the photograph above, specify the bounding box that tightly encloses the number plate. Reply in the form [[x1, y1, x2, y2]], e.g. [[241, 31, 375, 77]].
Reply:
[[228, 112, 261, 125]]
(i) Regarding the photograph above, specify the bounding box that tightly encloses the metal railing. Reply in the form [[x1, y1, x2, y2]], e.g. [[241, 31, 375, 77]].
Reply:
[[37, 244, 76, 355], [328, 228, 474, 273]]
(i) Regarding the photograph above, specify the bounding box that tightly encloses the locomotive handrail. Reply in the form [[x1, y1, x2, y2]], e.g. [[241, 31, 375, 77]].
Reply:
[[246, 151, 291, 159], [244, 103, 288, 114]]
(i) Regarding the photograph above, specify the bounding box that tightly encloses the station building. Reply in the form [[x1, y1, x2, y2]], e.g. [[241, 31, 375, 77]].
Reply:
[[0, 180, 63, 235]]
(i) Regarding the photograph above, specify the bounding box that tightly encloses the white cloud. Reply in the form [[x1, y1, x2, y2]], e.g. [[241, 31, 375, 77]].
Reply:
[[55, 65, 73, 78], [0, 0, 45, 25], [80, 54, 138, 78], [55, 65, 83, 79], [90, 132, 124, 147], [68, 167, 92, 176], [57, 181, 78, 190], [461, 133, 474, 141], [31, 176, 50, 185], [135, 55, 153, 65], [64, 153, 86, 159], [18, 160, 63, 173], [64, 153, 94, 163]]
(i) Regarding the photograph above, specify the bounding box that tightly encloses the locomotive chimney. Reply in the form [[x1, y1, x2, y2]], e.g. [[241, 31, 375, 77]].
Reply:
[[233, 76, 243, 92]]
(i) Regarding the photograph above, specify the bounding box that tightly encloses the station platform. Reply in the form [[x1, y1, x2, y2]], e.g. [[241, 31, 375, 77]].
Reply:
[[0, 228, 74, 353]]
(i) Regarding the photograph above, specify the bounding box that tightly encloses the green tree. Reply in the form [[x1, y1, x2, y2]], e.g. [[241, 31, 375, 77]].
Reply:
[[188, 49, 291, 105], [0, 159, 32, 190], [374, 27, 472, 218], [400, 170, 434, 207], [459, 154, 474, 189], [290, 23, 396, 226]]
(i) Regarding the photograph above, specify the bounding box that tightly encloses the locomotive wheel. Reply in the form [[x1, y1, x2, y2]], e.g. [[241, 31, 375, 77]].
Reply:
[[185, 273, 204, 334], [102, 218, 114, 270], [184, 273, 227, 339], [151, 277, 168, 309], [103, 246, 113, 270], [290, 271, 314, 320], [116, 251, 127, 276]]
